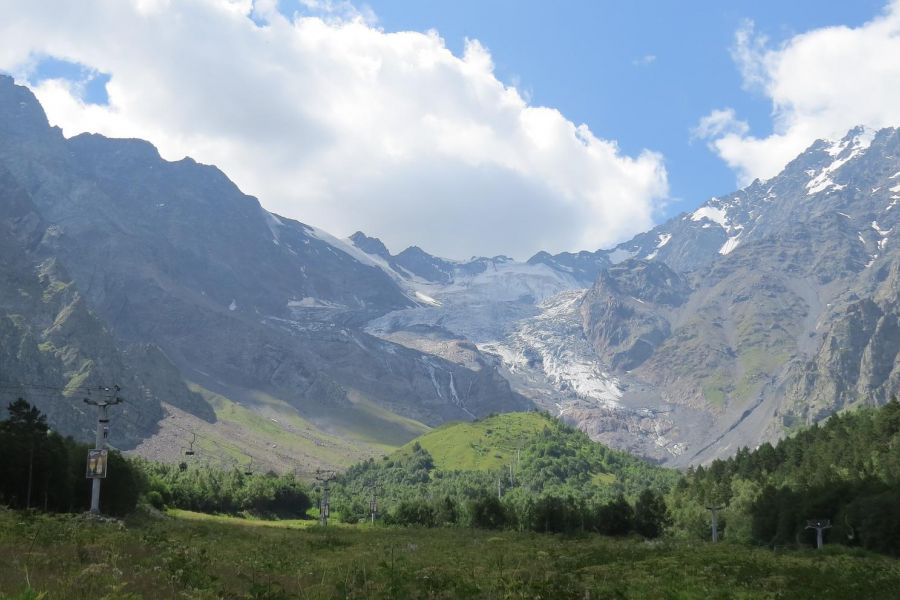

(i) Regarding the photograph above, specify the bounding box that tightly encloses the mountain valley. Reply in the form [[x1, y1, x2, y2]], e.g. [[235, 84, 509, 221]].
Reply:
[[2, 74, 900, 470]]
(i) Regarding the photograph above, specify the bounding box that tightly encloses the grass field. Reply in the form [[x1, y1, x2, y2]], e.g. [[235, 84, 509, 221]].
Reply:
[[1, 507, 898, 599]]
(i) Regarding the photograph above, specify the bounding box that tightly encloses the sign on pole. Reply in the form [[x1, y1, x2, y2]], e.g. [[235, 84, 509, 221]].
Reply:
[[86, 449, 108, 479]]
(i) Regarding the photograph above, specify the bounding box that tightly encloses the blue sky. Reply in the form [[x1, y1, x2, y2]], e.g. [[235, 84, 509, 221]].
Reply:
[[358, 0, 887, 214], [7, 0, 900, 258]]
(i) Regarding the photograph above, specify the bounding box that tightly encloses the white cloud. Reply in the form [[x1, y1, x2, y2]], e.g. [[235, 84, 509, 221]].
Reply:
[[698, 2, 900, 185], [632, 54, 656, 67], [0, 0, 667, 259], [692, 108, 748, 140]]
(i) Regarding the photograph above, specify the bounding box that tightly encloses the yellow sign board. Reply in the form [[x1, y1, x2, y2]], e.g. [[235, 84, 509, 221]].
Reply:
[[86, 449, 108, 479]]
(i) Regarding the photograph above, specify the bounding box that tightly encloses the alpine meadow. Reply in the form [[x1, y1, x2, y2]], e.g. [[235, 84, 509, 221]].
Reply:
[[2, 1, 900, 598]]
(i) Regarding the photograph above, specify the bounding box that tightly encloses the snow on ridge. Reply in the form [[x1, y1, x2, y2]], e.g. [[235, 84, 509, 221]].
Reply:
[[826, 126, 876, 157], [302, 224, 383, 269], [264, 210, 284, 245], [808, 128, 875, 196], [825, 138, 848, 157], [690, 205, 728, 228], [690, 201, 745, 253], [644, 227, 672, 260], [855, 127, 877, 152]]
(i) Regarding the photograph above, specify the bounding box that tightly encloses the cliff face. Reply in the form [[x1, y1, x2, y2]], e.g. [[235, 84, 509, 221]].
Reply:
[[576, 127, 900, 464], [0, 76, 529, 460]]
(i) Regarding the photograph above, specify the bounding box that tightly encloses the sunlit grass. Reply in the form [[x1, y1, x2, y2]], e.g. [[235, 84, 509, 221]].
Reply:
[[404, 412, 547, 471]]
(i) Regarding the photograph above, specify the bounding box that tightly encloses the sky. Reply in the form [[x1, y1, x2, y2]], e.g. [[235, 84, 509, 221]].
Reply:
[[1, 0, 899, 259]]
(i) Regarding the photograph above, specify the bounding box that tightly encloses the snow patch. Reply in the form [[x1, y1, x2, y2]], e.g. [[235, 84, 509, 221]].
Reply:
[[264, 211, 284, 246], [303, 225, 383, 269], [808, 129, 874, 195], [287, 297, 346, 309], [414, 291, 441, 307], [873, 221, 891, 251], [719, 235, 741, 255], [656, 233, 672, 248], [690, 206, 728, 228], [228, 300, 237, 311], [872, 220, 890, 236]]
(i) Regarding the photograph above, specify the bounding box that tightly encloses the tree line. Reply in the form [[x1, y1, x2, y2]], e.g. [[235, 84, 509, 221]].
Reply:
[[4, 397, 900, 556], [668, 399, 900, 555], [0, 398, 311, 518]]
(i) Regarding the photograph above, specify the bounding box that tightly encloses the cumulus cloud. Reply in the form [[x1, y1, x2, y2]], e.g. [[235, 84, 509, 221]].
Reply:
[[698, 2, 900, 185], [0, 0, 667, 259]]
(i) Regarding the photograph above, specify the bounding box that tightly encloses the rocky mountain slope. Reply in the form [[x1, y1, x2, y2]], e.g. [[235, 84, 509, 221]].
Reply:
[[577, 126, 900, 464], [352, 126, 900, 466], [0, 76, 529, 471], [3, 72, 898, 470]]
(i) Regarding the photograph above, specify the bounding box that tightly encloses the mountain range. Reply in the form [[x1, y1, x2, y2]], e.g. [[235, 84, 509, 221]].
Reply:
[[1, 73, 898, 470]]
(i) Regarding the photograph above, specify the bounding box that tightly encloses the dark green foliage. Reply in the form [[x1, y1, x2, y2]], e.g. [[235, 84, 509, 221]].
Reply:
[[0, 399, 143, 516], [671, 399, 900, 555], [0, 401, 311, 520], [466, 493, 509, 530], [388, 498, 436, 527], [516, 416, 676, 497], [384, 495, 463, 528], [523, 494, 585, 533], [633, 489, 670, 538], [593, 494, 634, 536], [331, 413, 677, 537], [433, 495, 459, 526], [137, 460, 312, 518], [843, 488, 900, 556]]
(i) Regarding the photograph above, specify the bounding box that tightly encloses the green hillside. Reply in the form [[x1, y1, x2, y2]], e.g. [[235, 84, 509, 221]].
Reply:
[[388, 411, 676, 493], [400, 412, 548, 471], [333, 412, 679, 526]]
